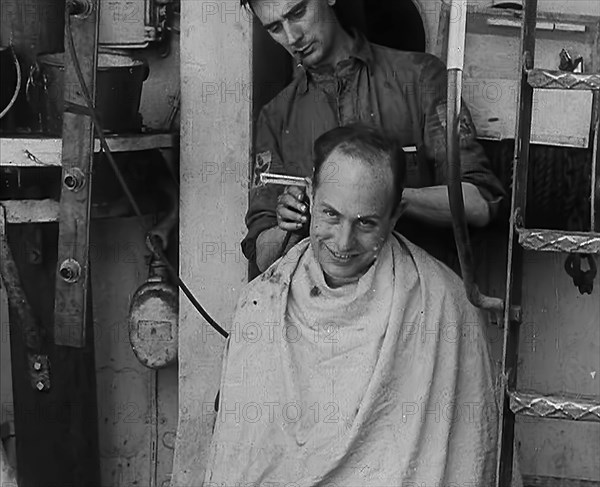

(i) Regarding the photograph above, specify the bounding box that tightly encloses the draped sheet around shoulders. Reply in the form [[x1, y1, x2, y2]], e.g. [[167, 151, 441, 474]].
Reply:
[[204, 234, 498, 486]]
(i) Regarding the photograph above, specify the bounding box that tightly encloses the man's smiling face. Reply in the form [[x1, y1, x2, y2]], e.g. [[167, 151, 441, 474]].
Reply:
[[249, 0, 340, 69], [310, 148, 400, 286]]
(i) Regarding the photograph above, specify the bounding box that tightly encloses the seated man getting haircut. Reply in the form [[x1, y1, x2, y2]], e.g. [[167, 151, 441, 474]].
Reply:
[[204, 124, 498, 486]]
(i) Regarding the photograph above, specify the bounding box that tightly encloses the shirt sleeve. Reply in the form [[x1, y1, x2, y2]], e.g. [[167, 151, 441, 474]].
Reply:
[[420, 55, 506, 219], [241, 109, 285, 263]]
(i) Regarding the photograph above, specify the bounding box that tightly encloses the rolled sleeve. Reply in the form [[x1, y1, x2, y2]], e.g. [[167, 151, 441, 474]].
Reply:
[[420, 55, 506, 220], [241, 110, 285, 262]]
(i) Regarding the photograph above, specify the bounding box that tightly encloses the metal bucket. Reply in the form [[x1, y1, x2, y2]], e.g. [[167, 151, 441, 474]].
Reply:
[[29, 52, 149, 135]]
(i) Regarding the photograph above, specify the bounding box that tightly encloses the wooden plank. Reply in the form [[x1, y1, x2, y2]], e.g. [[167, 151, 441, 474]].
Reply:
[[0, 133, 176, 167], [171, 1, 250, 483], [53, 0, 101, 348], [1, 196, 178, 224], [1, 200, 60, 223], [92, 132, 177, 153], [0, 138, 62, 167]]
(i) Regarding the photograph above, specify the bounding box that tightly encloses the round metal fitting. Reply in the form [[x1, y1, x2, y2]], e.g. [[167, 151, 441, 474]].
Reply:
[[59, 258, 81, 283], [63, 167, 86, 192], [67, 0, 94, 18]]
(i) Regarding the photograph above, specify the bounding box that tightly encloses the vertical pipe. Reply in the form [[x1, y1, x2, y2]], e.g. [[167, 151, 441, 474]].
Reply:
[[591, 92, 599, 231], [446, 0, 503, 312]]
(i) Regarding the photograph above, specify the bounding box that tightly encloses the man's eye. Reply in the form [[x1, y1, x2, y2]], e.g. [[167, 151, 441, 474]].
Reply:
[[357, 220, 376, 229], [323, 209, 338, 218], [267, 24, 282, 34], [288, 6, 306, 20]]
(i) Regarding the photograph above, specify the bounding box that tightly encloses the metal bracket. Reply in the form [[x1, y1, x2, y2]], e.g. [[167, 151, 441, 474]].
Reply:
[[53, 0, 100, 348]]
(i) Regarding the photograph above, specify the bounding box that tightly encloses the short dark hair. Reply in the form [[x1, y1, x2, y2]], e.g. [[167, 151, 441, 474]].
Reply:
[[312, 123, 407, 210]]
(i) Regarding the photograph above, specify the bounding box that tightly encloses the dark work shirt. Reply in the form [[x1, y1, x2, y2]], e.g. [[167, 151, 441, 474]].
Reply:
[[242, 31, 505, 269]]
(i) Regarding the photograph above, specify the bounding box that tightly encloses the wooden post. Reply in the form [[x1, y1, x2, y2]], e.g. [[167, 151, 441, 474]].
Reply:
[[54, 0, 100, 347], [172, 0, 251, 482]]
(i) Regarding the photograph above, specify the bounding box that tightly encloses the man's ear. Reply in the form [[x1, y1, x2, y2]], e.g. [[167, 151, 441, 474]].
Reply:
[[306, 177, 314, 212], [391, 198, 408, 225]]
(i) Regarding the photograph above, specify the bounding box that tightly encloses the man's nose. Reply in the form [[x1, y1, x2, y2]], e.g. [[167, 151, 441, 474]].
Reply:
[[334, 222, 355, 252], [283, 21, 302, 47]]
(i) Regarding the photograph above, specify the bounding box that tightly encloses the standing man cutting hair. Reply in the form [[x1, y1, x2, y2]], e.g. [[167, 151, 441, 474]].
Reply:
[[242, 0, 505, 274]]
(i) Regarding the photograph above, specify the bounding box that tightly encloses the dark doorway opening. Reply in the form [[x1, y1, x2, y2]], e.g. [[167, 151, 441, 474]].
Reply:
[[335, 0, 426, 53], [252, 0, 428, 123]]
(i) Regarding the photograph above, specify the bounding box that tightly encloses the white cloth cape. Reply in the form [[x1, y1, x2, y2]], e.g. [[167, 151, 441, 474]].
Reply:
[[204, 234, 498, 486]]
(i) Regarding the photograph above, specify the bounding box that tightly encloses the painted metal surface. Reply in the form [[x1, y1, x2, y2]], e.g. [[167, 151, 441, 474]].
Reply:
[[527, 70, 600, 90], [510, 390, 600, 421], [517, 228, 600, 253]]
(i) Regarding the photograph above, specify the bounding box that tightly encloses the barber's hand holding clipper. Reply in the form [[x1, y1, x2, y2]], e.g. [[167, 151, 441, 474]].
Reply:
[[276, 185, 310, 232], [256, 181, 311, 272]]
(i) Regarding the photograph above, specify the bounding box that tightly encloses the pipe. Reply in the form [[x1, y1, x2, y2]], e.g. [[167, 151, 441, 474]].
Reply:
[[446, 0, 504, 312], [0, 46, 21, 120]]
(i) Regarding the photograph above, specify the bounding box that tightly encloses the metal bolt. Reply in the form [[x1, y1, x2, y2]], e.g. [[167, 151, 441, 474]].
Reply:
[[59, 259, 81, 283], [63, 168, 86, 192], [60, 266, 74, 280], [67, 0, 93, 18], [36, 381, 45, 391], [64, 175, 77, 189], [33, 361, 42, 371]]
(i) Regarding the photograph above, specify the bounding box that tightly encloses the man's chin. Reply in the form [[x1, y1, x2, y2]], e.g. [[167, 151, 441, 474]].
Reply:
[[296, 50, 321, 68], [320, 262, 367, 285]]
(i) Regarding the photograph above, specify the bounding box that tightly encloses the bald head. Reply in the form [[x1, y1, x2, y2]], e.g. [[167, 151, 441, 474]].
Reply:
[[312, 123, 406, 212]]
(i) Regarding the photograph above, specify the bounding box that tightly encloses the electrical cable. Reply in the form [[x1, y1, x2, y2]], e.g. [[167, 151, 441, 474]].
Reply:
[[66, 15, 229, 339], [0, 45, 21, 120]]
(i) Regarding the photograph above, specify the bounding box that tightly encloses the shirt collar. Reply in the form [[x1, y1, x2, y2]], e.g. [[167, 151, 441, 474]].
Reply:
[[296, 29, 374, 93]]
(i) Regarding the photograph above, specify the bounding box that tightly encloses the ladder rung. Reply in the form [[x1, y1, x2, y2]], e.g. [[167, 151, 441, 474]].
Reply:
[[517, 228, 600, 254], [527, 69, 600, 90], [509, 390, 600, 422], [522, 474, 600, 487]]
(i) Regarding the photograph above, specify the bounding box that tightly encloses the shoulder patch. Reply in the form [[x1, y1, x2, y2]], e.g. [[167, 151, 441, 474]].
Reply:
[[253, 151, 272, 187]]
